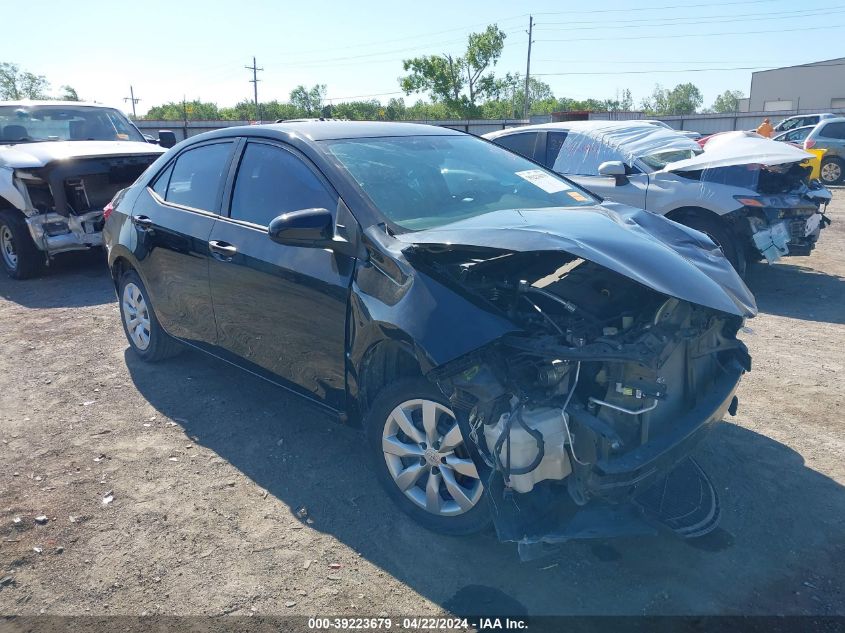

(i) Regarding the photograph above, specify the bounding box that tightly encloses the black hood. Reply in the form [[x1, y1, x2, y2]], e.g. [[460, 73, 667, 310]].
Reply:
[[395, 203, 757, 318]]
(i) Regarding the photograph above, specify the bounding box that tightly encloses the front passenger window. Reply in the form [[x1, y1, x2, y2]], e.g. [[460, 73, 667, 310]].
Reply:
[[229, 142, 336, 227]]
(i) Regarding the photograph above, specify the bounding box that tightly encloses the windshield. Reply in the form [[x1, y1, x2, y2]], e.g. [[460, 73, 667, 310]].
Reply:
[[323, 135, 596, 230], [639, 148, 700, 170], [0, 105, 145, 143]]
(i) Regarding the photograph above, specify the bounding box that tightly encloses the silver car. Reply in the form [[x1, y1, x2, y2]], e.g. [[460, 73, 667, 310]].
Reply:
[[486, 121, 831, 276]]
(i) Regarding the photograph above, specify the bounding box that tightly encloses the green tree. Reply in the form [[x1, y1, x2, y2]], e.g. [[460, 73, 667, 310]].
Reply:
[[0, 62, 50, 100], [484, 73, 554, 118], [642, 83, 703, 115], [60, 85, 80, 101], [144, 100, 220, 120], [289, 84, 326, 117], [710, 89, 744, 113], [400, 25, 507, 117]]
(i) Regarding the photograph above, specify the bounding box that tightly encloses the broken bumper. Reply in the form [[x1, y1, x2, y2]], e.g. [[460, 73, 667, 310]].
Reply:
[[581, 356, 744, 500], [749, 211, 829, 263], [26, 210, 104, 254], [498, 355, 747, 559]]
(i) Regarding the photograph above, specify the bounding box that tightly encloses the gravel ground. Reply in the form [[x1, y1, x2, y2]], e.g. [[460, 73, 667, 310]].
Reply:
[[0, 196, 843, 618]]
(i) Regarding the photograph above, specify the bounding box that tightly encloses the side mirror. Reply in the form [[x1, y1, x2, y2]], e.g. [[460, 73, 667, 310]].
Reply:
[[598, 160, 628, 185], [158, 130, 177, 148], [268, 208, 333, 247]]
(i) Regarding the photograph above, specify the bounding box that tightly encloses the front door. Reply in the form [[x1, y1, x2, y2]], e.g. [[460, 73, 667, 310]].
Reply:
[[208, 140, 355, 409], [131, 140, 236, 345]]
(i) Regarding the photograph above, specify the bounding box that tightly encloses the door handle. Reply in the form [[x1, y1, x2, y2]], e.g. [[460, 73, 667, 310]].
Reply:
[[209, 240, 238, 261], [132, 215, 153, 230]]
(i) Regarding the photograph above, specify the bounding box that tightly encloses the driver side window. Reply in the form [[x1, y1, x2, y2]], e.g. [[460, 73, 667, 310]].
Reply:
[[229, 142, 336, 227]]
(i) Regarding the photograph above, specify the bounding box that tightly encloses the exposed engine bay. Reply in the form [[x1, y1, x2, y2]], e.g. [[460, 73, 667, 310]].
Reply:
[[414, 248, 751, 558], [13, 155, 158, 255]]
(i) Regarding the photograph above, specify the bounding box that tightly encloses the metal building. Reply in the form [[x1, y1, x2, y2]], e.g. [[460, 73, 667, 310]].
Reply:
[[749, 58, 845, 112]]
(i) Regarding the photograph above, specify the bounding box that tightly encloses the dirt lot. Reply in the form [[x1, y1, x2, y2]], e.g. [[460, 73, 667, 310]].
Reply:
[[1, 197, 843, 619]]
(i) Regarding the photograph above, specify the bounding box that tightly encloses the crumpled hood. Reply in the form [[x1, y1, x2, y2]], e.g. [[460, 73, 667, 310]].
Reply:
[[395, 204, 757, 318], [663, 131, 812, 172], [0, 140, 165, 169]]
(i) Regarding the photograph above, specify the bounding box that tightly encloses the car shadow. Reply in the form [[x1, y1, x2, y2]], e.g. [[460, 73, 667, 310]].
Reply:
[[746, 261, 845, 324], [125, 347, 845, 616], [0, 250, 114, 308]]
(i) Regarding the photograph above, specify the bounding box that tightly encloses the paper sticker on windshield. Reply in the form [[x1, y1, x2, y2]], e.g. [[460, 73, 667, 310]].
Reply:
[[516, 169, 571, 193], [567, 191, 588, 202]]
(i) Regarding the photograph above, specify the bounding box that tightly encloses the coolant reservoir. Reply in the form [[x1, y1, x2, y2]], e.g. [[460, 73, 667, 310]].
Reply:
[[484, 407, 572, 494]]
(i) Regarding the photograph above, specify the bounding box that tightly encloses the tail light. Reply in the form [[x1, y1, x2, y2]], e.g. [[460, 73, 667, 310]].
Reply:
[[103, 201, 114, 221], [804, 139, 816, 149]]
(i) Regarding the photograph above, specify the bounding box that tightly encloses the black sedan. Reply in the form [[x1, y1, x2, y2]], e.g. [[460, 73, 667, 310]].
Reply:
[[103, 121, 755, 557]]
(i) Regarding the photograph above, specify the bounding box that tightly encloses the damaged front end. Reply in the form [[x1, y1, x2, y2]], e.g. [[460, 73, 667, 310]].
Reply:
[[8, 154, 159, 256], [665, 132, 833, 263], [391, 207, 755, 559]]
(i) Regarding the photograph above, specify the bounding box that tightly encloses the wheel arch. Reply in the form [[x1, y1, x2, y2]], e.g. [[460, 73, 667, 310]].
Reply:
[[666, 205, 727, 226], [351, 338, 425, 426]]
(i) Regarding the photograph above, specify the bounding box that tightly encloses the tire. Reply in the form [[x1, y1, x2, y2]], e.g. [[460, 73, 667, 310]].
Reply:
[[676, 212, 747, 278], [118, 269, 181, 362], [820, 156, 844, 186], [0, 210, 44, 280], [364, 377, 491, 535]]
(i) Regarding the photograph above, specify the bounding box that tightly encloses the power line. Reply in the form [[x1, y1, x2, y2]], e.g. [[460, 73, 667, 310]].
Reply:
[[533, 0, 786, 15], [536, 22, 845, 43], [533, 6, 842, 30], [533, 61, 845, 77]]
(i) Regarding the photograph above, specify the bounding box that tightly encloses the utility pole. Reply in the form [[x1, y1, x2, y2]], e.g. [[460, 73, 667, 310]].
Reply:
[[182, 95, 188, 141], [123, 85, 140, 119], [245, 56, 264, 122], [523, 15, 534, 121]]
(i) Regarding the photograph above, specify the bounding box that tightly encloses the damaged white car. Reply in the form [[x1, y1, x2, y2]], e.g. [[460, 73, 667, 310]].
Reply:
[[486, 122, 832, 275], [0, 101, 173, 279]]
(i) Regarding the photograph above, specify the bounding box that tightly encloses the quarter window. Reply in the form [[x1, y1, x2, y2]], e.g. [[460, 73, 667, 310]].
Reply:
[[164, 142, 234, 212], [544, 132, 568, 168], [494, 132, 538, 160], [229, 142, 336, 227]]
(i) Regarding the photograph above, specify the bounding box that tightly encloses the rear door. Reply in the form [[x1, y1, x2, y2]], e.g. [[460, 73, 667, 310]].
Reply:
[[207, 139, 354, 409], [545, 131, 648, 209], [131, 140, 236, 346]]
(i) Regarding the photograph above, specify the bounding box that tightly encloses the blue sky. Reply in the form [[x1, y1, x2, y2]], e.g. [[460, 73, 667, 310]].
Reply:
[[6, 0, 843, 115]]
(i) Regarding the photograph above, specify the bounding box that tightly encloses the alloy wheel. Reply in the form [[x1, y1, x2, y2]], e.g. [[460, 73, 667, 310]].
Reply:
[[821, 161, 842, 184], [1, 225, 17, 270], [382, 398, 483, 517], [122, 282, 152, 351]]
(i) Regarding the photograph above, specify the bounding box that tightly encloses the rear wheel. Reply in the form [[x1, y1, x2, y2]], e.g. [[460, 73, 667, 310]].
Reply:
[[365, 377, 490, 535], [820, 157, 844, 185], [675, 212, 747, 277], [0, 210, 44, 280], [118, 269, 181, 362]]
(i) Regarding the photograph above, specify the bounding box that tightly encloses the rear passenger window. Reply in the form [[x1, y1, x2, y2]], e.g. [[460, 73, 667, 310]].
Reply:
[[545, 132, 568, 168], [164, 142, 233, 212], [820, 122, 845, 139], [229, 142, 336, 227], [494, 132, 538, 160]]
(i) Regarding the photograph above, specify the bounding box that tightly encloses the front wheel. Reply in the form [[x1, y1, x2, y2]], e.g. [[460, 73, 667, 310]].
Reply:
[[676, 213, 747, 277], [365, 377, 490, 535], [0, 210, 44, 279]]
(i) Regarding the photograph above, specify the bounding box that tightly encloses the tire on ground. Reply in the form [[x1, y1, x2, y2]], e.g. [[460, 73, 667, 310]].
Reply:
[[364, 376, 491, 536], [820, 156, 844, 186], [118, 268, 182, 362], [0, 209, 44, 280]]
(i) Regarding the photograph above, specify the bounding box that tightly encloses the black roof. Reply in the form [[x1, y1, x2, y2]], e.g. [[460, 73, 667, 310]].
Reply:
[[220, 120, 465, 141]]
